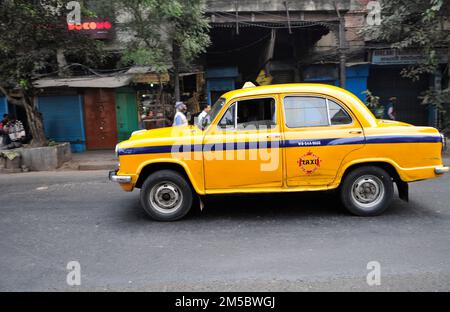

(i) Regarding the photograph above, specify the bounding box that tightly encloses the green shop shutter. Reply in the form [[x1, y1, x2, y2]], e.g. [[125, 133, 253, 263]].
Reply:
[[115, 89, 139, 142]]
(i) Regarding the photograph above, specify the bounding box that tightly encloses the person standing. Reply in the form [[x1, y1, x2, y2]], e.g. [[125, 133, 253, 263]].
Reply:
[[173, 101, 188, 126], [197, 103, 211, 128], [384, 97, 397, 120]]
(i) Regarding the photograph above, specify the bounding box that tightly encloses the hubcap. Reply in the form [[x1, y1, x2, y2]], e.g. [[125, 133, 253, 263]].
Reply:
[[149, 182, 183, 214], [351, 175, 385, 209]]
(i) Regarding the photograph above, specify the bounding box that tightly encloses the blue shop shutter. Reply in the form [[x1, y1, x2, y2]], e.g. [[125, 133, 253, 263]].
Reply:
[[38, 95, 86, 152], [206, 67, 239, 105], [346, 64, 369, 102], [0, 97, 7, 117], [346, 77, 367, 102], [206, 67, 239, 79]]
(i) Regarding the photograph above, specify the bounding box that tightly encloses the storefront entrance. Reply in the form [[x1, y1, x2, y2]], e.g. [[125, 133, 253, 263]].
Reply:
[[115, 89, 138, 142], [368, 66, 430, 126], [84, 89, 118, 149]]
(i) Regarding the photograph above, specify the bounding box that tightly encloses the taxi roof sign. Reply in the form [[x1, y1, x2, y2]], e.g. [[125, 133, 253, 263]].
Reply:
[[242, 81, 256, 89]]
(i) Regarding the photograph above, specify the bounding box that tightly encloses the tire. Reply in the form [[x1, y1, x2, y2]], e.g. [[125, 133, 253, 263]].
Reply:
[[340, 166, 394, 216], [140, 170, 193, 221]]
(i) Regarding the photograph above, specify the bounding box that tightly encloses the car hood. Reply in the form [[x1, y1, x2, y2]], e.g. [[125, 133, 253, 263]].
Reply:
[[118, 125, 204, 150]]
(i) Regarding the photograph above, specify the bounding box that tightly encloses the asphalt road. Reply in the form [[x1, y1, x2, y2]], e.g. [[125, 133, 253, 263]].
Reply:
[[1, 166, 449, 291]]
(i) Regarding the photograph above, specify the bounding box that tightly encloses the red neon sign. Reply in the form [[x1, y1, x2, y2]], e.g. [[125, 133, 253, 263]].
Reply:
[[67, 21, 112, 31]]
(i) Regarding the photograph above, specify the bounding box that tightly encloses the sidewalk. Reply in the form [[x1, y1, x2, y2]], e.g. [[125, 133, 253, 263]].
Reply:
[[443, 149, 450, 159], [60, 150, 117, 171]]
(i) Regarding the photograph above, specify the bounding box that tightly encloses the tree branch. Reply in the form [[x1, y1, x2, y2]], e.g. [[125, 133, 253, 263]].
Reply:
[[0, 85, 24, 107]]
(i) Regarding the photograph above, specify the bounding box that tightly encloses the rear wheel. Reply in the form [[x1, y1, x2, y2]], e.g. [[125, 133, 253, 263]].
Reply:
[[140, 170, 193, 221], [340, 166, 394, 216]]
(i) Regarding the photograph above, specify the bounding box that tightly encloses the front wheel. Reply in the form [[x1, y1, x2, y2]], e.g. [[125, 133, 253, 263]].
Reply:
[[140, 170, 193, 221], [340, 166, 394, 216]]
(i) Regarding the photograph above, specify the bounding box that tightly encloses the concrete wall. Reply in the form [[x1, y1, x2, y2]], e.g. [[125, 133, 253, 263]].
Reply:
[[16, 143, 71, 171], [205, 0, 350, 12]]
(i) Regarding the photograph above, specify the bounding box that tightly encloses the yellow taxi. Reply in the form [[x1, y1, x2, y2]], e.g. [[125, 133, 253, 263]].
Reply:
[[110, 84, 448, 221]]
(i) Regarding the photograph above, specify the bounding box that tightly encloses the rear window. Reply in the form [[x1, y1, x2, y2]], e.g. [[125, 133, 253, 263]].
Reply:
[[284, 97, 328, 128], [284, 96, 352, 128]]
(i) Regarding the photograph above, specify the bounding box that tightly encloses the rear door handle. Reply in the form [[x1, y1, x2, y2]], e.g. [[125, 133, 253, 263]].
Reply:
[[349, 130, 363, 134], [267, 134, 281, 139]]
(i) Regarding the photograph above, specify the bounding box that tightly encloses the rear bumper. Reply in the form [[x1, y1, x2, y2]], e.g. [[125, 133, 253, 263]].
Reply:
[[435, 166, 449, 175], [109, 170, 132, 183]]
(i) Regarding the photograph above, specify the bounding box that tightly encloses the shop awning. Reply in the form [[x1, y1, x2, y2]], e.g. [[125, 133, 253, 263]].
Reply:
[[34, 75, 134, 89], [34, 66, 171, 89]]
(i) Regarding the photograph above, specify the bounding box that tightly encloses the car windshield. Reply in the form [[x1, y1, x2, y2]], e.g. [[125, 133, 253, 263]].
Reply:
[[200, 97, 226, 129]]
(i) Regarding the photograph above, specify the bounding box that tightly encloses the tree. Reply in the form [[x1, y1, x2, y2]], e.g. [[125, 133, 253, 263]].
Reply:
[[0, 0, 104, 146], [118, 0, 210, 101], [363, 0, 450, 133]]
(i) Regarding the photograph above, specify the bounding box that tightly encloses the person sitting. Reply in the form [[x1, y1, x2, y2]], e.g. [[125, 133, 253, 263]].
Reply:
[[0, 114, 11, 147], [3, 116, 26, 148]]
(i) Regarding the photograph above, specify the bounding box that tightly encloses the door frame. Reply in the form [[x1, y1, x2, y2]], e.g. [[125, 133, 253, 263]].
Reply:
[[115, 88, 139, 142], [279, 92, 366, 187], [83, 88, 118, 150], [202, 93, 284, 190]]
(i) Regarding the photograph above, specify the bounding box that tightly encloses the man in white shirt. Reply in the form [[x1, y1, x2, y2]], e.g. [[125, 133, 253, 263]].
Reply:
[[197, 103, 211, 128]]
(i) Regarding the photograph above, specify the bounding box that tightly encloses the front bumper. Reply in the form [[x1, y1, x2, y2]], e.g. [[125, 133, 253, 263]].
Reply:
[[109, 170, 132, 183], [435, 166, 449, 175]]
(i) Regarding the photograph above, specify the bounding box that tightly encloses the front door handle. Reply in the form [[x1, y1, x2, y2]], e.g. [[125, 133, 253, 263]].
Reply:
[[349, 130, 363, 135], [267, 134, 281, 139]]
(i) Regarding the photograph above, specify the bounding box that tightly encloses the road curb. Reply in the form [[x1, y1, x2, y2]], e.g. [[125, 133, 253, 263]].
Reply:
[[78, 164, 117, 171]]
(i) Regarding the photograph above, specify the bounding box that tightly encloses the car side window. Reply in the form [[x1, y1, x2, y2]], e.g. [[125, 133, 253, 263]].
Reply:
[[284, 97, 328, 128], [328, 100, 352, 125], [218, 103, 236, 129], [236, 98, 276, 130], [284, 96, 352, 128]]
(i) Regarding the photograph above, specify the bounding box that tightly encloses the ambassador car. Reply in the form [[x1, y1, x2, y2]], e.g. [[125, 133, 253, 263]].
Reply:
[[110, 84, 448, 221]]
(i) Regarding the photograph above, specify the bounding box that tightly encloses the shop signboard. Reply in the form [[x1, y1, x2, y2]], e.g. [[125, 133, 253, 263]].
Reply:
[[372, 49, 448, 65]]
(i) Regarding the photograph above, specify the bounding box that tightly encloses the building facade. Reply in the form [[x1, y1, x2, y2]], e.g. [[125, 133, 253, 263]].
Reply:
[[203, 0, 449, 127], [3, 0, 448, 153]]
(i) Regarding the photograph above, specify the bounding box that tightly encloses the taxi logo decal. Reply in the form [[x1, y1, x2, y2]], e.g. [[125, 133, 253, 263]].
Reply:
[[298, 151, 321, 174]]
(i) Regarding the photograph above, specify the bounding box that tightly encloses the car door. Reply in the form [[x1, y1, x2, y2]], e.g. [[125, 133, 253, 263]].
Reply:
[[281, 94, 365, 187], [203, 95, 283, 190]]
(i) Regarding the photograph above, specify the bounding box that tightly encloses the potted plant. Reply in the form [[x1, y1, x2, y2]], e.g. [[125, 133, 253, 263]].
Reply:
[[362, 90, 384, 119], [0, 151, 21, 172]]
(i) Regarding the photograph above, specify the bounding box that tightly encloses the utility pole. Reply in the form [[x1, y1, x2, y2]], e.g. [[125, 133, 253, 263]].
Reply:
[[172, 42, 180, 102], [334, 1, 347, 89], [284, 1, 292, 34], [235, 0, 239, 35]]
